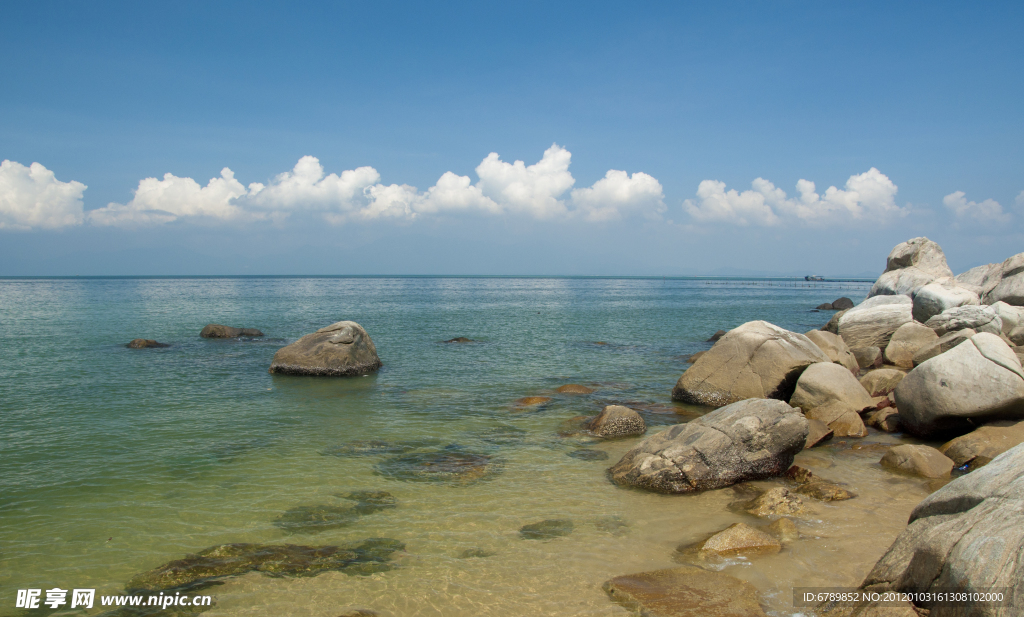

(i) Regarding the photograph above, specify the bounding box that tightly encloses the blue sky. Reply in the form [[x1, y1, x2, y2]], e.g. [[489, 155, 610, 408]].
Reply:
[[1, 1, 1022, 276]]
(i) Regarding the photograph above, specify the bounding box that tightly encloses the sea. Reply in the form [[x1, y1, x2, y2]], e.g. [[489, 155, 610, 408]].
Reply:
[[0, 276, 937, 616]]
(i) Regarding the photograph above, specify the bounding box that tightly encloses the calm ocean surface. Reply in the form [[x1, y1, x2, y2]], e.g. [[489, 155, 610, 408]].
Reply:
[[4, 276, 938, 617]]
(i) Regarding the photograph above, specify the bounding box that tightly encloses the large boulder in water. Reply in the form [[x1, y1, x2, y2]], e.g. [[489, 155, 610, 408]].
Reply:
[[868, 237, 954, 298], [269, 321, 381, 376], [671, 321, 830, 407], [911, 280, 980, 323], [860, 443, 1024, 613], [789, 362, 873, 437], [894, 333, 1024, 437], [608, 399, 808, 494], [804, 329, 859, 372], [924, 305, 1002, 336], [200, 323, 264, 338], [837, 295, 914, 349]]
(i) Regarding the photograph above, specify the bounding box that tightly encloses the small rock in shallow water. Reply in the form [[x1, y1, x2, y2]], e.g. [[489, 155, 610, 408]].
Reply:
[[337, 610, 378, 617], [745, 487, 805, 517], [127, 339, 169, 348], [514, 396, 551, 408], [680, 523, 781, 558], [458, 548, 496, 559], [273, 505, 361, 533], [442, 337, 475, 343], [880, 444, 954, 478], [340, 491, 397, 513], [603, 566, 767, 617], [795, 480, 856, 501], [200, 324, 264, 338], [816, 303, 834, 310], [594, 515, 629, 536], [585, 405, 646, 438], [375, 449, 500, 485], [766, 517, 799, 543], [322, 439, 437, 457], [567, 448, 609, 461], [556, 383, 595, 394], [519, 519, 574, 540], [474, 424, 528, 446], [707, 330, 727, 342]]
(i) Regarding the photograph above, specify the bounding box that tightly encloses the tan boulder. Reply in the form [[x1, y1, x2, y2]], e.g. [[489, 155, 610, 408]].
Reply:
[[838, 296, 914, 349], [804, 329, 859, 372], [939, 420, 1024, 467], [851, 346, 882, 369], [268, 321, 381, 376], [804, 418, 834, 448], [790, 362, 873, 437], [766, 518, 799, 543], [603, 566, 767, 617], [866, 408, 901, 433], [911, 328, 975, 365], [880, 444, 954, 478], [883, 322, 938, 368], [795, 480, 856, 501], [682, 523, 781, 558], [745, 487, 804, 517], [556, 384, 594, 394], [672, 321, 829, 407], [586, 405, 646, 438], [859, 369, 905, 397]]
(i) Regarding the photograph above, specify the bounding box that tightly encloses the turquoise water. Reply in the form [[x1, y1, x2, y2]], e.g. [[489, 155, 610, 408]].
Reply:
[[3, 276, 936, 617]]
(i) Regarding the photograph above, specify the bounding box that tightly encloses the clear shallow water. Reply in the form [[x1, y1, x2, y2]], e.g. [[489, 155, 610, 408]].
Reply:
[[0, 276, 935, 616]]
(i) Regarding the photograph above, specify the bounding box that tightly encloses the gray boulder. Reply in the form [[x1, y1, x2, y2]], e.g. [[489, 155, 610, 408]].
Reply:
[[955, 262, 1002, 297], [924, 305, 1002, 336], [671, 321, 829, 407], [861, 443, 1024, 616], [804, 329, 859, 372], [269, 321, 382, 376], [990, 301, 1024, 345], [983, 252, 1024, 306], [790, 362, 873, 437], [868, 237, 954, 298], [911, 280, 980, 323], [912, 329, 976, 366], [200, 323, 264, 338], [838, 295, 914, 349], [894, 333, 1024, 437], [883, 322, 939, 369], [851, 346, 882, 369], [608, 399, 808, 494], [586, 405, 646, 438]]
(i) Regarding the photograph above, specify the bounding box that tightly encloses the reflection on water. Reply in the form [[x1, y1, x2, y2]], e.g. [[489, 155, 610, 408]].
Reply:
[[0, 276, 930, 616]]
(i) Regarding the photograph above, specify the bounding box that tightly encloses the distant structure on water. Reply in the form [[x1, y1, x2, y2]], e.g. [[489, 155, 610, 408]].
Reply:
[[804, 275, 824, 281]]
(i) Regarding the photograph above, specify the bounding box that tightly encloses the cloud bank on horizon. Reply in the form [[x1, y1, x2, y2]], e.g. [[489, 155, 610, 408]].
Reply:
[[1, 145, 1019, 232]]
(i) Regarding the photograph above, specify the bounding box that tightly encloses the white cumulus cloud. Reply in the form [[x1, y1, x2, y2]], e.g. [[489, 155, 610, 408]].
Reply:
[[81, 145, 665, 227], [942, 191, 1011, 223], [1015, 190, 1024, 209], [0, 160, 87, 230], [684, 167, 907, 227]]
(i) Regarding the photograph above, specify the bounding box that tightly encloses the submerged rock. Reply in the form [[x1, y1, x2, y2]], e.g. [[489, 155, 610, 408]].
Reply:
[[519, 519, 573, 540], [200, 324, 264, 338], [594, 515, 630, 536], [795, 480, 856, 501], [880, 445, 954, 479], [127, 339, 169, 348], [745, 487, 805, 517], [474, 424, 528, 446], [513, 396, 551, 409], [603, 566, 767, 617], [766, 517, 799, 543], [125, 538, 405, 593], [273, 492, 396, 533], [322, 439, 437, 457], [442, 337, 475, 343], [672, 321, 830, 406], [269, 321, 381, 376], [567, 448, 609, 461], [458, 548, 496, 559], [609, 399, 808, 494], [375, 448, 500, 485], [556, 384, 594, 394]]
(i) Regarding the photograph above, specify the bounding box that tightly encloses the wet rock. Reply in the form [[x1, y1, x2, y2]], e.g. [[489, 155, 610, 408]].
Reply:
[[274, 492, 396, 533], [127, 339, 169, 348], [938, 419, 1024, 467], [458, 548, 496, 559], [866, 408, 901, 433], [672, 321, 830, 406], [322, 439, 436, 457], [707, 329, 727, 342], [442, 337, 475, 343], [519, 519, 573, 540], [603, 566, 767, 617], [861, 443, 1024, 607], [868, 237, 954, 298], [609, 399, 808, 494], [804, 329, 859, 373], [125, 538, 405, 593], [680, 523, 781, 558], [795, 480, 856, 501], [375, 448, 500, 485], [911, 280, 980, 323], [821, 309, 848, 334], [859, 369, 905, 397], [805, 418, 834, 448], [475, 424, 527, 446], [839, 296, 914, 349], [816, 302, 835, 310], [586, 405, 646, 438], [766, 517, 799, 543], [832, 297, 855, 310], [851, 346, 882, 370], [745, 487, 805, 517], [883, 322, 938, 369], [269, 321, 381, 376], [556, 383, 594, 394], [337, 610, 378, 617], [567, 448, 609, 461], [594, 515, 629, 536], [880, 445, 954, 478], [924, 305, 1002, 336], [785, 465, 814, 483], [200, 324, 264, 338], [911, 328, 975, 366], [790, 362, 874, 437], [686, 351, 705, 364], [514, 396, 551, 408], [894, 333, 1024, 437]]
